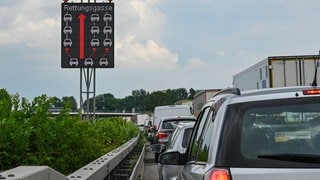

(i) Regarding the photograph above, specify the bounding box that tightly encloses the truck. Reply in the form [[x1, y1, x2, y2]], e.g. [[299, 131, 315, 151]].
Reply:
[[153, 105, 193, 130], [233, 55, 320, 90], [135, 114, 150, 126]]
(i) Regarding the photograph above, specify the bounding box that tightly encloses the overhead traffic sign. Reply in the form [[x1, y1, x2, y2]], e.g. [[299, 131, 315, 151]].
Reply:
[[61, 3, 114, 68]]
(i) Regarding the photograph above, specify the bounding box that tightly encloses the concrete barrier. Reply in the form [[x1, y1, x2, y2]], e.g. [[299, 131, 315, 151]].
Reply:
[[0, 166, 69, 180]]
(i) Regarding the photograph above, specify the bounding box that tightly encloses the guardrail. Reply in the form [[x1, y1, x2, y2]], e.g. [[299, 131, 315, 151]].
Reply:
[[129, 144, 145, 180], [0, 135, 142, 180]]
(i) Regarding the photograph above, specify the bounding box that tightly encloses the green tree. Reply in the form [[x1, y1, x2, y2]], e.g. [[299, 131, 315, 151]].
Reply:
[[95, 93, 120, 112], [52, 96, 63, 107], [188, 88, 197, 99], [173, 88, 188, 101], [126, 89, 148, 112], [144, 91, 168, 111], [0, 89, 12, 119], [62, 96, 77, 111], [89, 87, 198, 113]]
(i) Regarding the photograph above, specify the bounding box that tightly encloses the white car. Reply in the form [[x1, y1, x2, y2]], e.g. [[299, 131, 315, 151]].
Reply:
[[153, 115, 196, 164], [160, 86, 320, 180], [151, 122, 195, 180]]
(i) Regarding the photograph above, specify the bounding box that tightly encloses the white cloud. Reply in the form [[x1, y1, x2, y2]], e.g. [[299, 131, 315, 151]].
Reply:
[[115, 0, 177, 70], [217, 50, 226, 57], [185, 58, 210, 69], [0, 0, 60, 47], [116, 35, 178, 70], [129, 0, 166, 41], [3, 0, 320, 102]]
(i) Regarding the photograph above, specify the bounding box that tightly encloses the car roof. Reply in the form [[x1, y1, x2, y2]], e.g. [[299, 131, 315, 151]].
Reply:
[[207, 86, 320, 104], [176, 121, 195, 129], [161, 115, 196, 121]]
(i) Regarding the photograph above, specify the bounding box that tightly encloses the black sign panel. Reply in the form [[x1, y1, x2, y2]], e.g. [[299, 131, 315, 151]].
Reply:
[[61, 3, 114, 68]]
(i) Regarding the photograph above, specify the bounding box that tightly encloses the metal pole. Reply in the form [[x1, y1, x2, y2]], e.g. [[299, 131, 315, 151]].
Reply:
[[78, 0, 99, 120], [80, 68, 83, 116], [86, 68, 90, 119], [93, 68, 96, 120]]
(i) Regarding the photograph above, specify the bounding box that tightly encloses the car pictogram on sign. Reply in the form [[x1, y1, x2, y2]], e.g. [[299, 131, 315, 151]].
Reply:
[[91, 26, 100, 34], [63, 26, 72, 34], [99, 58, 108, 66], [63, 13, 72, 22], [90, 39, 100, 47], [103, 38, 112, 46], [63, 39, 72, 47], [91, 14, 99, 22], [103, 13, 112, 21], [85, 58, 94, 66], [69, 58, 79, 66], [103, 26, 112, 34]]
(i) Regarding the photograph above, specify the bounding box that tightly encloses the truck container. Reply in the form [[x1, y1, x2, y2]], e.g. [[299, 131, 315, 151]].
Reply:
[[233, 55, 320, 90], [135, 114, 150, 125]]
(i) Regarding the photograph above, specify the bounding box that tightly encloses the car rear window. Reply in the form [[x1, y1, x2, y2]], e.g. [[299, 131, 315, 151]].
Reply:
[[162, 121, 176, 129], [217, 96, 320, 168], [161, 119, 195, 130]]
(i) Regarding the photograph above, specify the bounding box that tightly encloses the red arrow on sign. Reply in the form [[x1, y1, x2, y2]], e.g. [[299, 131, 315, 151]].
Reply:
[[65, 48, 72, 57], [90, 48, 97, 57], [78, 13, 86, 59], [102, 48, 110, 57]]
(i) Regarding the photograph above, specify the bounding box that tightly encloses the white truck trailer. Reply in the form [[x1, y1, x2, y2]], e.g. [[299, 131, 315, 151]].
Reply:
[[233, 55, 320, 90]]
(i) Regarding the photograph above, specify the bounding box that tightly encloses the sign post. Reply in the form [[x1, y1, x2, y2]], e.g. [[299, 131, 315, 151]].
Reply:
[[61, 1, 114, 119]]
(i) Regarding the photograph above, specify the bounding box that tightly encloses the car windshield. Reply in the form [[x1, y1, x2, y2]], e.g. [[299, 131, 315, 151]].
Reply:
[[219, 96, 320, 167]]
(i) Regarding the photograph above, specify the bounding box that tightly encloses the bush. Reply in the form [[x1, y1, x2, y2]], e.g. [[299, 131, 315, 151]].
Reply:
[[0, 90, 139, 175]]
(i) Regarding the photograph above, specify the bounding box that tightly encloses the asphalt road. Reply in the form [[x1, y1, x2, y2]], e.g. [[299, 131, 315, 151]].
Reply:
[[143, 143, 159, 180]]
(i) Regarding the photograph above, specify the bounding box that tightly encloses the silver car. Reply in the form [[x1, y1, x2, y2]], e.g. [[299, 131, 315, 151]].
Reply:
[[156, 122, 195, 180], [153, 116, 196, 162], [159, 86, 320, 180]]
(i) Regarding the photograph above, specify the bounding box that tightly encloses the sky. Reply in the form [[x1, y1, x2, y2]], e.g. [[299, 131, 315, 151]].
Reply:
[[1, 0, 320, 104]]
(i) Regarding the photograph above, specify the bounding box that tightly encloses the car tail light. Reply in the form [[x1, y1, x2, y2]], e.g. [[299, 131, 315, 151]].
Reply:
[[303, 89, 320, 95], [156, 132, 169, 139], [204, 168, 230, 180]]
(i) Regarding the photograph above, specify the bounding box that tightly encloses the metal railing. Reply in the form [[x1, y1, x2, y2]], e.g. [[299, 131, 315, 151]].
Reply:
[[0, 135, 143, 180], [129, 144, 145, 180]]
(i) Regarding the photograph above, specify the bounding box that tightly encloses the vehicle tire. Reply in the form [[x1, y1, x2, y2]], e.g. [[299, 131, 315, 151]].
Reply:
[[159, 173, 163, 180], [154, 152, 160, 163]]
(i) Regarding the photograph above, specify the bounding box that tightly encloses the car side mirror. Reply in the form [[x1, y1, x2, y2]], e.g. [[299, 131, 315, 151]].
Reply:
[[159, 151, 186, 165], [150, 144, 166, 153]]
